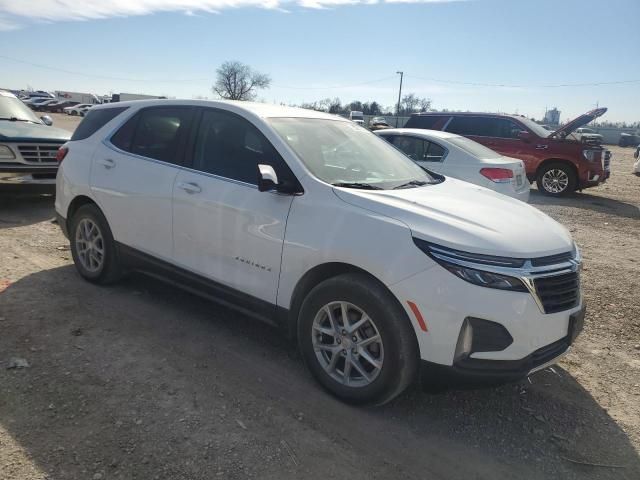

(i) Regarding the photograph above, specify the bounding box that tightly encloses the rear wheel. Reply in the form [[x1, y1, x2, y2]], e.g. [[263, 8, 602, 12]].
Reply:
[[536, 162, 577, 196], [298, 273, 418, 405], [70, 204, 123, 284]]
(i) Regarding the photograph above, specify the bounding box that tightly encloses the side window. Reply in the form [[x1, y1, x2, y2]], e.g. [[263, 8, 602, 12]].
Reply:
[[445, 116, 490, 136], [193, 109, 292, 185], [110, 113, 138, 152], [70, 107, 128, 141], [424, 141, 446, 162], [129, 107, 192, 164], [406, 115, 446, 130], [392, 136, 426, 161], [493, 119, 524, 139]]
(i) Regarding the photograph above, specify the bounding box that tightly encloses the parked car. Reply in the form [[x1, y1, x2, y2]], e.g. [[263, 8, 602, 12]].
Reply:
[[64, 103, 93, 116], [571, 127, 603, 144], [634, 145, 640, 175], [405, 108, 611, 196], [0, 90, 71, 188], [376, 128, 530, 201], [619, 132, 640, 147], [29, 98, 58, 110], [349, 110, 365, 126], [55, 100, 584, 404], [369, 116, 391, 131], [41, 100, 79, 113]]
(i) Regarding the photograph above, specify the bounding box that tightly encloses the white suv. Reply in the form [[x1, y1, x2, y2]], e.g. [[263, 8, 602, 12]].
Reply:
[[55, 100, 585, 404]]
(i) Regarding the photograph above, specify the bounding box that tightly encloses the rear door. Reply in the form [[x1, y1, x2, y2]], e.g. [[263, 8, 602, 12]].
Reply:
[[90, 106, 195, 261], [171, 107, 296, 304]]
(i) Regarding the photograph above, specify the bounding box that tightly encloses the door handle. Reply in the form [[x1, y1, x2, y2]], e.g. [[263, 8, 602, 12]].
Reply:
[[97, 158, 115, 169], [177, 181, 202, 194], [535, 144, 549, 150]]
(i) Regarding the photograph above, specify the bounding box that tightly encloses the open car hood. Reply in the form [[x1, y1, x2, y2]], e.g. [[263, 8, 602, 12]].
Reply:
[[551, 107, 607, 138]]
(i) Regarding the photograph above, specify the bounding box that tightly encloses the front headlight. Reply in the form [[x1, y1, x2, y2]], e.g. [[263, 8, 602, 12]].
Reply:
[[582, 149, 599, 162], [0, 145, 16, 160], [413, 238, 528, 292]]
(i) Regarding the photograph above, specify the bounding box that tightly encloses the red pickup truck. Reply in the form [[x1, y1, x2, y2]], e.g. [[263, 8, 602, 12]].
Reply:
[[405, 108, 611, 196]]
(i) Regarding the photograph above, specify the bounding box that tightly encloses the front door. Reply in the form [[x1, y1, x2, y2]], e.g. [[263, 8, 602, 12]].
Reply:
[[172, 108, 295, 304]]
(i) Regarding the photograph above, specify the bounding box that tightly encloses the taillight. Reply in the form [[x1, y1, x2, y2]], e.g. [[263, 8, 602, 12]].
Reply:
[[56, 147, 68, 163], [480, 167, 513, 183]]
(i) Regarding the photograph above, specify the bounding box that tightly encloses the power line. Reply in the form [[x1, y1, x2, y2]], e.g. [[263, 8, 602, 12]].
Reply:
[[405, 74, 640, 88], [0, 55, 209, 83], [272, 75, 398, 90]]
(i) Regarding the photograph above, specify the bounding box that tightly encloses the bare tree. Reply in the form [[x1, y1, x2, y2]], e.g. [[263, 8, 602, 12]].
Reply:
[[212, 61, 271, 101], [419, 97, 432, 112]]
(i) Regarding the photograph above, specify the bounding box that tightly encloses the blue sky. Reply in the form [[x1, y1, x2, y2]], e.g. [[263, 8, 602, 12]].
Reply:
[[1, 0, 639, 122]]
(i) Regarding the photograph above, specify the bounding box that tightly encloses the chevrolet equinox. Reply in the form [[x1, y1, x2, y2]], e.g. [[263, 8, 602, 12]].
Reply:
[[55, 100, 585, 404]]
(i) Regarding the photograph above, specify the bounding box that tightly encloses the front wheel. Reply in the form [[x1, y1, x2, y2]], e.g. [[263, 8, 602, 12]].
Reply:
[[536, 163, 577, 196], [298, 273, 418, 405], [69, 204, 123, 284]]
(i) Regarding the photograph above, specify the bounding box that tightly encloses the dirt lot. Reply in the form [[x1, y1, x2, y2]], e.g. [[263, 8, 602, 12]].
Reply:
[[1, 114, 639, 479]]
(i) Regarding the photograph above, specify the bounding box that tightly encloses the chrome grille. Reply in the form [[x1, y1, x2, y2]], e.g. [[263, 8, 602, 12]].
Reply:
[[17, 144, 62, 163], [534, 272, 580, 314]]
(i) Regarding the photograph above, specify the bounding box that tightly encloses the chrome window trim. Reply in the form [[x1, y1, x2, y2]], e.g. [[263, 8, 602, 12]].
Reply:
[[102, 139, 259, 190]]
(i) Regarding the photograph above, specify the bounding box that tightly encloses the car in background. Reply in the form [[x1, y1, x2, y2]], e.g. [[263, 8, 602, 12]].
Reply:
[[41, 100, 80, 113], [64, 103, 93, 116], [28, 98, 58, 110], [572, 127, 603, 144], [369, 116, 391, 131], [0, 90, 71, 189], [55, 100, 584, 404], [376, 128, 529, 201], [619, 132, 640, 147], [405, 108, 611, 196], [349, 110, 365, 126]]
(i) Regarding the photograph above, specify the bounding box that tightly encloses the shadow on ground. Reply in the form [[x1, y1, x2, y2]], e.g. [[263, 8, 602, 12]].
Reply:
[[529, 190, 640, 220], [0, 192, 56, 229], [1, 266, 639, 480]]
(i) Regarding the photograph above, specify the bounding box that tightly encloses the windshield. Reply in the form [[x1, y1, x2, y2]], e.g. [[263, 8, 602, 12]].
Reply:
[[448, 136, 502, 159], [269, 118, 437, 189], [517, 117, 552, 138], [0, 95, 41, 123]]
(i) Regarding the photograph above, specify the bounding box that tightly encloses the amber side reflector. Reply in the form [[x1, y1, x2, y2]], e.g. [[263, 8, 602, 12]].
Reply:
[[407, 301, 428, 332]]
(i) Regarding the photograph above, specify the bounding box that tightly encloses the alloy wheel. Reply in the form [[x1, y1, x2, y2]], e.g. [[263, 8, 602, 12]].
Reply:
[[311, 301, 384, 387], [541, 169, 569, 194], [75, 218, 105, 272]]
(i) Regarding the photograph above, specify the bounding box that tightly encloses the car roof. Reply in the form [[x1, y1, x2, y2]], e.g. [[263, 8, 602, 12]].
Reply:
[[90, 99, 348, 122], [410, 111, 528, 121], [376, 128, 461, 140], [0, 90, 18, 99]]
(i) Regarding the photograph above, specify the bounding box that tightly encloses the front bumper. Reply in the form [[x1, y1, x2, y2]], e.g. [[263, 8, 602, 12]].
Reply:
[[389, 262, 584, 381], [419, 306, 584, 388], [0, 164, 58, 185]]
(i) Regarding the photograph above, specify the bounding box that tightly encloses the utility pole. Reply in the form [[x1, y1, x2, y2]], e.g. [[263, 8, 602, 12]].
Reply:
[[396, 71, 403, 127]]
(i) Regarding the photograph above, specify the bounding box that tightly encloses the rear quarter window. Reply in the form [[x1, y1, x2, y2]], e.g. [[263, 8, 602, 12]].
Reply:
[[70, 107, 128, 141]]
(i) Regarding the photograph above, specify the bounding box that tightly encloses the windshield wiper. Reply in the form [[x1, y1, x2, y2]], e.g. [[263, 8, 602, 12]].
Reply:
[[332, 182, 383, 190], [0, 117, 34, 123], [393, 180, 430, 189]]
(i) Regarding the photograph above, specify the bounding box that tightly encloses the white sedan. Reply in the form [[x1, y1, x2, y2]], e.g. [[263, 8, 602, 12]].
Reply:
[[376, 128, 530, 201], [63, 103, 93, 116]]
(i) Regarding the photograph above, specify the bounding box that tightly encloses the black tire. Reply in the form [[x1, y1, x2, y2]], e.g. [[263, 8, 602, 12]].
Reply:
[[536, 162, 577, 196], [71, 111, 77, 116], [298, 273, 419, 405], [69, 204, 123, 284]]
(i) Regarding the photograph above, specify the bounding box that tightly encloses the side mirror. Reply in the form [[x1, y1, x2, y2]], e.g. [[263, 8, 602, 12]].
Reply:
[[517, 130, 532, 142], [41, 115, 53, 126], [257, 164, 279, 192]]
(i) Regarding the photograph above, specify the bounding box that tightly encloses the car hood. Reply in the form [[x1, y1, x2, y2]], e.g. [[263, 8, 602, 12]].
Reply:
[[333, 178, 573, 258], [552, 107, 607, 138], [0, 121, 71, 143]]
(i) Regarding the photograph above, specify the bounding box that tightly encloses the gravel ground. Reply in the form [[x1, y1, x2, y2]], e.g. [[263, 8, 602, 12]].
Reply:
[[1, 115, 639, 479]]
